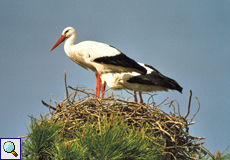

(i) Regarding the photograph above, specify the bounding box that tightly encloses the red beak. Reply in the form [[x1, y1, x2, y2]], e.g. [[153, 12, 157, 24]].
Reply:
[[49, 35, 66, 52]]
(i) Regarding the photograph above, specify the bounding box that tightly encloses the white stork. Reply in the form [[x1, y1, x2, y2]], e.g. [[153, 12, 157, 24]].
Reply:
[[101, 63, 183, 103], [49, 27, 147, 98]]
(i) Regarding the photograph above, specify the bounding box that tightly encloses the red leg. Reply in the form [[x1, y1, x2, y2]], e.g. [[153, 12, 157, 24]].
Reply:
[[95, 73, 98, 98], [95, 72, 101, 98], [139, 92, 143, 104], [97, 71, 101, 98], [134, 91, 138, 102]]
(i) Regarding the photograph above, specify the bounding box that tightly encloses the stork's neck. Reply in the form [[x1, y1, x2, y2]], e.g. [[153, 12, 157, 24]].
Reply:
[[64, 34, 76, 56]]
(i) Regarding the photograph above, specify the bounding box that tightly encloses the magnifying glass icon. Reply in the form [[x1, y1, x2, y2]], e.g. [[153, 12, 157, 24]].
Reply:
[[3, 141, 18, 157]]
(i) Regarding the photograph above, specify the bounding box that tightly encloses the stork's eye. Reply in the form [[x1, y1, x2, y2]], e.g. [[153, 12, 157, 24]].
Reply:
[[64, 30, 69, 34]]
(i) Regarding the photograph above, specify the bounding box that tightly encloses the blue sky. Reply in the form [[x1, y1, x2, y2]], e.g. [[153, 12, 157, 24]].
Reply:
[[1, 1, 230, 153]]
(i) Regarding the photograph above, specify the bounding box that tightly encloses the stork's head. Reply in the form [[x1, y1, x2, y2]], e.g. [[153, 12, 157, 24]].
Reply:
[[49, 27, 76, 52], [61, 27, 76, 38]]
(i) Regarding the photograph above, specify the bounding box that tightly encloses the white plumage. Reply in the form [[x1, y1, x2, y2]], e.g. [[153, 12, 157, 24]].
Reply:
[[50, 27, 147, 98], [101, 63, 183, 103]]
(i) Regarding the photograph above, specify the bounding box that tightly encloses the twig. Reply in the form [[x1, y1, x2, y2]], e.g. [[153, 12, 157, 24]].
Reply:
[[165, 101, 176, 115], [156, 96, 169, 107], [41, 100, 56, 110], [184, 90, 192, 119], [188, 97, 201, 122], [64, 71, 71, 104], [18, 135, 28, 138]]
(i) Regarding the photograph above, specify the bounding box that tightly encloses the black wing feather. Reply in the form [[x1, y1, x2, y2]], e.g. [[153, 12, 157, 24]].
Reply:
[[94, 46, 147, 75], [127, 70, 183, 93]]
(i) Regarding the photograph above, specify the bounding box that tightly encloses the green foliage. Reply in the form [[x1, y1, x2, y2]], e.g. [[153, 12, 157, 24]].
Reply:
[[22, 115, 62, 159], [21, 115, 163, 160], [51, 137, 89, 160], [77, 115, 163, 159], [21, 114, 230, 160], [202, 147, 230, 160]]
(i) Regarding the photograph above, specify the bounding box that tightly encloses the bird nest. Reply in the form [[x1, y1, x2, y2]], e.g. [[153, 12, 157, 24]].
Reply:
[[41, 73, 214, 160]]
